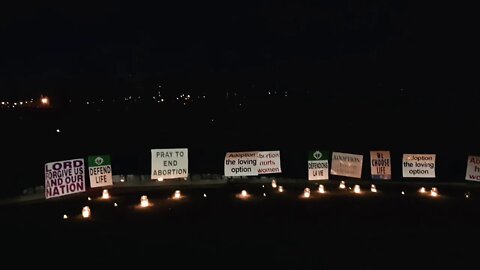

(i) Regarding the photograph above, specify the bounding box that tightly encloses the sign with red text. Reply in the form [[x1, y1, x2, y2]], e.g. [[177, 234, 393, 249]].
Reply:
[[257, 151, 282, 174], [466, 156, 480, 181], [402, 154, 436, 178], [370, 151, 391, 180], [225, 151, 259, 177], [331, 152, 363, 178], [45, 158, 86, 199], [151, 149, 188, 179]]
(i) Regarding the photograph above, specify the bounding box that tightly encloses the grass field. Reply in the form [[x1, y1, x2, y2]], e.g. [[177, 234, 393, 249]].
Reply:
[[2, 181, 479, 268]]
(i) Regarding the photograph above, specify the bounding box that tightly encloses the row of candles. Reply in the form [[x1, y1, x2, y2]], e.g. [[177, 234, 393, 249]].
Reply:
[[70, 180, 443, 219]]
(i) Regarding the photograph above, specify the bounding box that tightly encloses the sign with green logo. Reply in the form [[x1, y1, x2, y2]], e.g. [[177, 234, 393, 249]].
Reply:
[[88, 155, 113, 188], [308, 150, 329, 180]]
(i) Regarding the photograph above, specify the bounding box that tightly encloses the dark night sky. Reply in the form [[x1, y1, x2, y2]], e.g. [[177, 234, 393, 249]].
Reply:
[[0, 1, 476, 97]]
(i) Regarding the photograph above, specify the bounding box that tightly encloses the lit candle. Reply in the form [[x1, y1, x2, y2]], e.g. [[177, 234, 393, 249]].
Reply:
[[140, 195, 149, 207], [339, 181, 346, 189], [63, 214, 68, 220], [87, 197, 91, 201], [272, 180, 277, 188], [173, 190, 181, 199], [101, 189, 110, 199], [157, 177, 163, 182], [114, 203, 118, 207], [318, 184, 325, 194], [353, 185, 361, 194], [278, 186, 284, 193], [370, 184, 377, 193], [203, 193, 207, 198], [303, 188, 311, 198], [241, 190, 248, 198], [430, 187, 438, 197], [82, 206, 91, 218], [419, 187, 426, 193]]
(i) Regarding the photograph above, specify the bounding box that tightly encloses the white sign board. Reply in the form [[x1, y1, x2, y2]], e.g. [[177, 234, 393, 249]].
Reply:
[[331, 152, 363, 178], [45, 158, 86, 199], [151, 148, 188, 179], [225, 151, 258, 177], [402, 154, 436, 178], [370, 151, 392, 180], [308, 150, 329, 180], [88, 155, 113, 188], [466, 156, 480, 181], [257, 151, 282, 174]]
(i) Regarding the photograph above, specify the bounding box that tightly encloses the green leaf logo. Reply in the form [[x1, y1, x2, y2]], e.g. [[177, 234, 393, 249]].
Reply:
[[95, 157, 104, 166]]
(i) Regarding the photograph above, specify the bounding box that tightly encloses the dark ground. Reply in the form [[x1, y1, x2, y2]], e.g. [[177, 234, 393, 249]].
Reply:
[[2, 181, 479, 269]]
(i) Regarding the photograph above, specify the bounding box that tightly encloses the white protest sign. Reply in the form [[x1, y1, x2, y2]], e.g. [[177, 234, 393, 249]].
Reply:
[[402, 154, 436, 178], [88, 155, 113, 188], [45, 158, 86, 199], [465, 156, 480, 181], [151, 148, 188, 179], [257, 151, 282, 174], [331, 152, 363, 178], [370, 151, 392, 180], [224, 151, 259, 177], [308, 150, 329, 180]]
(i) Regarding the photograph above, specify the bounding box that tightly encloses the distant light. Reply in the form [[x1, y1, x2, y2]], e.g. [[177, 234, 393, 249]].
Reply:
[[173, 190, 181, 199], [1, 102, 4, 105], [236, 190, 250, 199], [303, 188, 311, 198], [371, 184, 377, 193], [87, 197, 91, 201], [82, 206, 91, 218], [262, 185, 265, 188], [353, 185, 361, 194], [101, 189, 110, 199], [318, 184, 325, 194], [140, 195, 149, 207], [278, 186, 284, 193], [19, 102, 23, 105], [63, 214, 68, 220], [271, 179, 277, 188], [263, 193, 266, 197], [41, 97, 49, 105], [430, 187, 438, 197], [401, 191, 405, 195], [419, 187, 426, 193], [120, 178, 125, 183], [465, 192, 470, 199], [114, 203, 118, 207], [339, 181, 346, 189], [157, 177, 163, 182], [161, 99, 164, 102], [203, 193, 207, 198], [56, 129, 60, 133]]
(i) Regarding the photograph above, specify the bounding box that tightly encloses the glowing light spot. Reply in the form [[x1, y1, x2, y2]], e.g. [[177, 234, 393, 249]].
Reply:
[[240, 190, 248, 198], [82, 206, 91, 218], [278, 186, 284, 193], [339, 181, 346, 189], [431, 187, 438, 197], [140, 195, 149, 207], [101, 189, 109, 199], [370, 184, 377, 193], [173, 190, 181, 199], [303, 188, 311, 198], [271, 180, 277, 188], [419, 187, 426, 193], [353, 185, 361, 194], [87, 197, 91, 201], [63, 214, 68, 220], [203, 193, 207, 198], [114, 203, 118, 207], [318, 184, 325, 194], [157, 177, 163, 182], [401, 191, 405, 195]]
